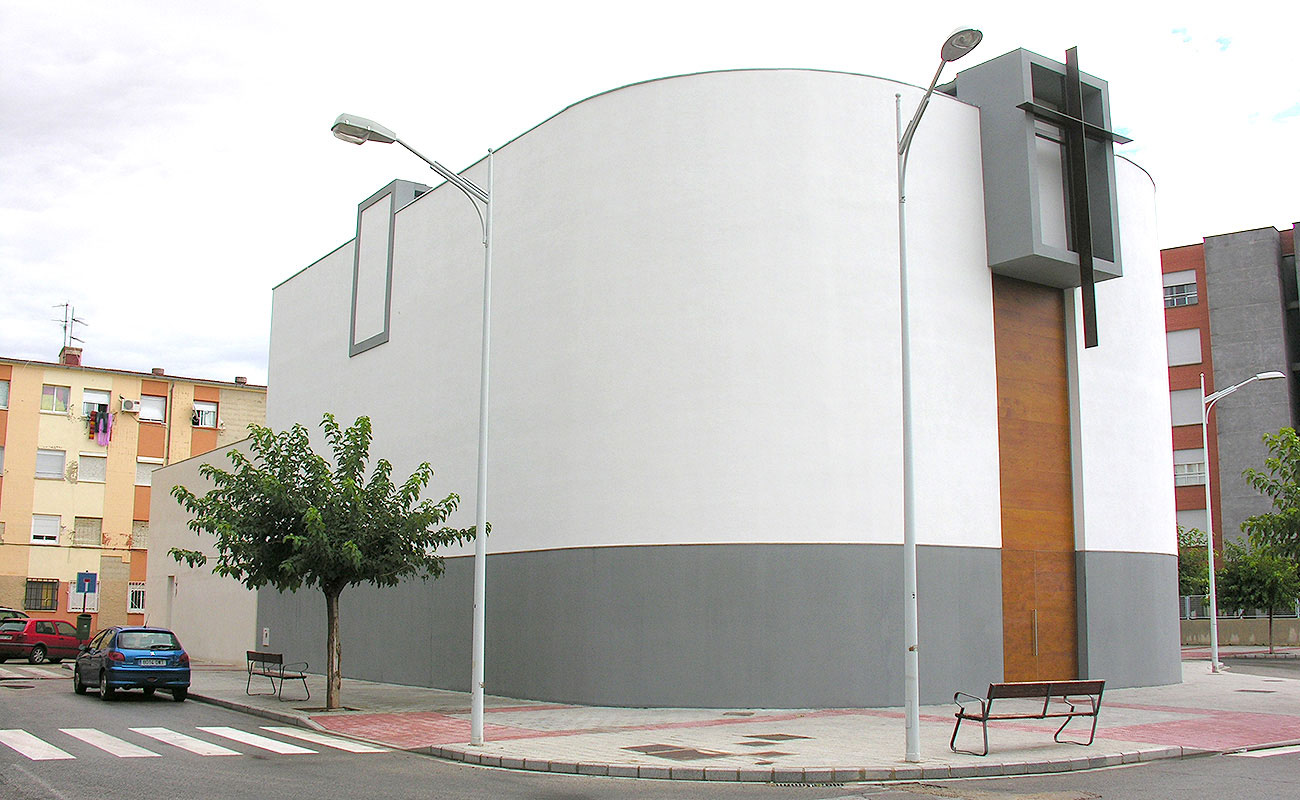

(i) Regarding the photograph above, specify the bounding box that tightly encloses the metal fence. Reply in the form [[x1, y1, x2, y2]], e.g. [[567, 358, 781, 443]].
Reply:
[[1180, 594, 1300, 620]]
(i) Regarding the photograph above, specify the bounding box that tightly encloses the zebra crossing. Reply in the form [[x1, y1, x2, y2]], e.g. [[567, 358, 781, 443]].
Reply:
[[0, 664, 69, 680], [0, 724, 389, 761]]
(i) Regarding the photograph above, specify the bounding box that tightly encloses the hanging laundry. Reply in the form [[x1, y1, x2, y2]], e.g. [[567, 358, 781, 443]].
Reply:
[[88, 409, 98, 439], [96, 406, 113, 446]]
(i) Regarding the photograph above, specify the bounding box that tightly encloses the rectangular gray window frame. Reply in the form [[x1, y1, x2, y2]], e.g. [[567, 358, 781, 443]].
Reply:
[[349, 179, 427, 357]]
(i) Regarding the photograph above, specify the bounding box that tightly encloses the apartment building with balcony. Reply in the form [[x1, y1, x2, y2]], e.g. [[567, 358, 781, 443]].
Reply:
[[1163, 224, 1299, 553], [0, 346, 265, 632]]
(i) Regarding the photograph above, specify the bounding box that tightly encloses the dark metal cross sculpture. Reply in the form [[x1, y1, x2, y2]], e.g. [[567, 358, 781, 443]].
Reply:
[[1016, 48, 1131, 349]]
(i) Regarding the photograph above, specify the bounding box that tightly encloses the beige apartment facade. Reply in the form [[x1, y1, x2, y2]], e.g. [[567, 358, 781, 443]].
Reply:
[[0, 347, 264, 634]]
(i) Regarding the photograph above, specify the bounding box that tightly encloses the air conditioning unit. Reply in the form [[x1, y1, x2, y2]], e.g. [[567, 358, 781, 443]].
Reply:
[[120, 398, 141, 413]]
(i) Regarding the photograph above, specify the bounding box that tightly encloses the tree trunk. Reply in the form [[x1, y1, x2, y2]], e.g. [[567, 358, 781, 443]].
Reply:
[[325, 587, 343, 709], [1268, 608, 1274, 654]]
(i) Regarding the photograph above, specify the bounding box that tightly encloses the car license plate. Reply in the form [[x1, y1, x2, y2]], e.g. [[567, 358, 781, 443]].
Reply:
[[139, 658, 166, 666]]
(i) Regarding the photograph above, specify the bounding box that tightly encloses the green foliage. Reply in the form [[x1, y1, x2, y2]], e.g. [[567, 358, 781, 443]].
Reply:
[[170, 414, 476, 597], [169, 414, 479, 707], [1176, 526, 1210, 596], [1215, 540, 1300, 652], [1242, 427, 1300, 562]]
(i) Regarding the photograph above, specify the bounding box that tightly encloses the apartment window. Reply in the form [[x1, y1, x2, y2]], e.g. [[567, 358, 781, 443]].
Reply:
[[0, 378, 9, 408], [0, 445, 5, 474], [78, 453, 107, 483], [1174, 448, 1207, 486], [1170, 389, 1203, 427], [36, 448, 66, 479], [128, 582, 147, 614], [24, 579, 59, 611], [192, 400, 218, 428], [1163, 270, 1198, 308], [82, 388, 110, 416], [40, 384, 71, 413], [131, 521, 149, 550], [136, 458, 163, 486], [31, 515, 61, 544], [73, 517, 103, 547], [140, 394, 167, 422], [1166, 328, 1202, 367]]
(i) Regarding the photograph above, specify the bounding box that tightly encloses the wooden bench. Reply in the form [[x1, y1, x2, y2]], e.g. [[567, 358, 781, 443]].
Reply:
[[245, 650, 310, 702], [950, 679, 1104, 756]]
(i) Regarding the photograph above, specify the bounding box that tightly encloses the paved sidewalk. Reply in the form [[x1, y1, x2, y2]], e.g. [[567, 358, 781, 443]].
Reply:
[[186, 646, 1300, 783]]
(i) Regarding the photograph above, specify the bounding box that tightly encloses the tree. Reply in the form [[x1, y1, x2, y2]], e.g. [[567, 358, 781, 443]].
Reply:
[[169, 414, 476, 709], [1215, 540, 1300, 653], [1177, 526, 1210, 597], [1242, 427, 1300, 562]]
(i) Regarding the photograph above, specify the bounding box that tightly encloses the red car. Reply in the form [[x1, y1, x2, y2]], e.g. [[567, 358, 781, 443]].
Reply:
[[0, 618, 87, 664]]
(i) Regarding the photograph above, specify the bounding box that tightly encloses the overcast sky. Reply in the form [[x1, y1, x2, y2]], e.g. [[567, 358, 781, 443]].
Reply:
[[2, 2, 1297, 386]]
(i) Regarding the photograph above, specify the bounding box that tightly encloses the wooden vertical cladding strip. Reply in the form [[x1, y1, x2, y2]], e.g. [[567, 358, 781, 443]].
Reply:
[[993, 276, 1078, 682]]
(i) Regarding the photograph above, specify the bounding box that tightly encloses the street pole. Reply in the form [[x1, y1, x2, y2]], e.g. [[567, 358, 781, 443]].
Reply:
[[893, 27, 982, 763], [469, 149, 494, 745], [1200, 372, 1221, 673], [1198, 369, 1285, 674]]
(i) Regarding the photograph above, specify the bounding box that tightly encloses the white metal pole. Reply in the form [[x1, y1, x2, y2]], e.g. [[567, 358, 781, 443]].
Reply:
[[1200, 372, 1221, 673], [470, 149, 494, 745], [896, 93, 922, 764]]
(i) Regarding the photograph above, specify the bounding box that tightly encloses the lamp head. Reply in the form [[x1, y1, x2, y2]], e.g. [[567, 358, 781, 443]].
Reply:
[[332, 113, 398, 145], [940, 28, 983, 62], [1257, 371, 1287, 381]]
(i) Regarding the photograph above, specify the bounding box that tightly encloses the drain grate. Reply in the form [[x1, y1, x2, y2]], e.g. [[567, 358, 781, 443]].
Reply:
[[0, 684, 34, 690]]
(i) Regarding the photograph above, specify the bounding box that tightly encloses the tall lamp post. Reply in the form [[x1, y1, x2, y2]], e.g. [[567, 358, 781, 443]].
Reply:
[[895, 27, 982, 763], [1200, 369, 1285, 673], [332, 114, 494, 745]]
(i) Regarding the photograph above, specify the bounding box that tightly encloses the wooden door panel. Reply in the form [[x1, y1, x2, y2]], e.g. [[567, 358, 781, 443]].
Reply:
[[993, 276, 1078, 682]]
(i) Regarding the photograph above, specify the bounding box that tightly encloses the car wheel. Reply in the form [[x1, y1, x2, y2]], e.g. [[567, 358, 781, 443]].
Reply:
[[73, 668, 87, 695], [28, 645, 48, 664], [171, 687, 188, 702], [98, 670, 115, 701], [142, 687, 156, 697]]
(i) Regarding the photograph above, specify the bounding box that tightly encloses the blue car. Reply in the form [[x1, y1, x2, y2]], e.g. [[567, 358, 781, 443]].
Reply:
[[74, 626, 191, 701]]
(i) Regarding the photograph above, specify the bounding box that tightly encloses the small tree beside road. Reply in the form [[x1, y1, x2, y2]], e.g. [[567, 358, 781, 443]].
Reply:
[[169, 414, 477, 709], [1215, 541, 1300, 653], [1178, 526, 1210, 597], [1242, 427, 1300, 563]]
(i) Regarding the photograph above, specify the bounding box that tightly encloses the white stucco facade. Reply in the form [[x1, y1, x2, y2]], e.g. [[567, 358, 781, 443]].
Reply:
[[262, 60, 1179, 706]]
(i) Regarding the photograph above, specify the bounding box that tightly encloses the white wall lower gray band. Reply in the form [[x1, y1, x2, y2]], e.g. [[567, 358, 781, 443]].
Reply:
[[256, 544, 1175, 708]]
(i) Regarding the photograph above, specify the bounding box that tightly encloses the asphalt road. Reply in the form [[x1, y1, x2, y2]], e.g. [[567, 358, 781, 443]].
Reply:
[[4, 670, 1300, 800]]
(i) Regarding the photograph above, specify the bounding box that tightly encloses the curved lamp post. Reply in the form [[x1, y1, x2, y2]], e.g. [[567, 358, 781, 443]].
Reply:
[[1200, 369, 1285, 673], [895, 27, 982, 763], [332, 114, 494, 745]]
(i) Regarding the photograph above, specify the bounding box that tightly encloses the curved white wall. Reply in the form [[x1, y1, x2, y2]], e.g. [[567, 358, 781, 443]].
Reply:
[[271, 69, 1001, 555], [1071, 158, 1176, 556]]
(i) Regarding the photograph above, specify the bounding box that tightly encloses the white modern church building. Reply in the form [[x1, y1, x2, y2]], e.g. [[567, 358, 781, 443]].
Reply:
[[263, 47, 1179, 707]]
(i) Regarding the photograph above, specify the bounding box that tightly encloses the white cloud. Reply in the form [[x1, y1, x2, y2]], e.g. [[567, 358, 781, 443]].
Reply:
[[1, 1, 1297, 382]]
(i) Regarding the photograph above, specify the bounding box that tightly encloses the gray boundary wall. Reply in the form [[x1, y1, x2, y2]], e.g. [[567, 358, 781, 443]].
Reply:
[[258, 543, 1005, 708]]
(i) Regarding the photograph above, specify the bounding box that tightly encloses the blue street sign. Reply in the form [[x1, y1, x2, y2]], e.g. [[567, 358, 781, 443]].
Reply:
[[77, 572, 97, 594]]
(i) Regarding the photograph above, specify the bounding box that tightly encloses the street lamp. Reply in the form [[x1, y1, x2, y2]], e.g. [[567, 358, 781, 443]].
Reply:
[[895, 27, 982, 764], [1200, 369, 1285, 673], [332, 113, 495, 745]]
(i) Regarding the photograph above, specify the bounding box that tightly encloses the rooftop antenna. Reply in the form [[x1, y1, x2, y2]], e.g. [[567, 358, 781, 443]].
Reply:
[[52, 303, 87, 349]]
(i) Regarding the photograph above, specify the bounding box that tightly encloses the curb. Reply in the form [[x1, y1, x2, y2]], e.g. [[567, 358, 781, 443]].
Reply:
[[186, 692, 1225, 783], [412, 743, 1202, 782]]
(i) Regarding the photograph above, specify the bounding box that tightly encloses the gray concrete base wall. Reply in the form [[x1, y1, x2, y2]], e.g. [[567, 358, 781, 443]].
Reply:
[[258, 543, 1005, 708], [1077, 550, 1182, 688], [259, 544, 1180, 706]]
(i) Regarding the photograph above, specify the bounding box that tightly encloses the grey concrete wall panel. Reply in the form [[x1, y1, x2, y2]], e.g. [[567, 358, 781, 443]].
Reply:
[[1206, 227, 1292, 542], [946, 49, 1122, 289], [258, 543, 1005, 708], [1076, 551, 1182, 688]]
